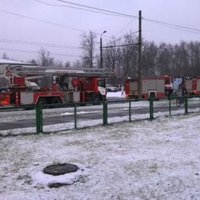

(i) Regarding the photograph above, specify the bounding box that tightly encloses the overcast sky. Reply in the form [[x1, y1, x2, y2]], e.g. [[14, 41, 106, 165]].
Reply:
[[0, 0, 200, 63]]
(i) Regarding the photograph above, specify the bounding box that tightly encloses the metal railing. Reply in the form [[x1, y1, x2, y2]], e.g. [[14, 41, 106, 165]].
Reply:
[[0, 95, 200, 135]]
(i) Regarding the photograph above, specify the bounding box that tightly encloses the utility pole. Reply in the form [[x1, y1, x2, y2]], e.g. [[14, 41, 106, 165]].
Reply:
[[138, 10, 142, 98], [100, 30, 107, 68]]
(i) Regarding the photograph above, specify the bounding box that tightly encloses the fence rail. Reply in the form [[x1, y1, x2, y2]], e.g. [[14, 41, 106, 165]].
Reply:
[[0, 95, 200, 135]]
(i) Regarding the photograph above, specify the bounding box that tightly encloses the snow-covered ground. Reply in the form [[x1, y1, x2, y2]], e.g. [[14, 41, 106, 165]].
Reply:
[[1, 92, 200, 199], [1, 94, 200, 199]]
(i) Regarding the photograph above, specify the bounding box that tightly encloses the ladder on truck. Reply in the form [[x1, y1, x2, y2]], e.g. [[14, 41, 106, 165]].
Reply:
[[13, 66, 114, 78], [0, 59, 113, 78]]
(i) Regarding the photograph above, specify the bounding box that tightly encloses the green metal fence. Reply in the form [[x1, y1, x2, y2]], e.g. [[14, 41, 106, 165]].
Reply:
[[1, 95, 200, 135]]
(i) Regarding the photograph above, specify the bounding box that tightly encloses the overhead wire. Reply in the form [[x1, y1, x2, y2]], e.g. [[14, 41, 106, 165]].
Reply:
[[53, 0, 138, 19], [32, 0, 137, 38], [0, 48, 81, 58], [33, 0, 200, 35], [2, 0, 199, 38], [143, 17, 200, 34], [51, 0, 200, 34], [1, 0, 200, 60], [1, 0, 200, 35], [0, 38, 81, 49], [114, 20, 138, 37], [0, 9, 86, 33], [103, 43, 138, 49], [33, 0, 123, 17]]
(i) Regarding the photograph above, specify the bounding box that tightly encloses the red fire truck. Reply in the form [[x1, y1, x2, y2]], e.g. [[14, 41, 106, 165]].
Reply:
[[184, 77, 200, 96], [0, 59, 111, 107], [125, 75, 173, 100]]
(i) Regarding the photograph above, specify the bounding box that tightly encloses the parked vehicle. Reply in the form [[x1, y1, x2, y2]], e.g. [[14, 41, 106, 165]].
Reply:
[[184, 77, 200, 96], [173, 76, 200, 96], [125, 75, 173, 100], [106, 84, 119, 92], [0, 59, 112, 107]]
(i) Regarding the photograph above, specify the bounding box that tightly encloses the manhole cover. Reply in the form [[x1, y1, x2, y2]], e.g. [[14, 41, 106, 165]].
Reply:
[[43, 163, 79, 176]]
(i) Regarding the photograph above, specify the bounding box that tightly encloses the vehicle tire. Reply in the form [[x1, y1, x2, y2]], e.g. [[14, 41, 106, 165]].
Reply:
[[51, 97, 62, 104], [93, 95, 101, 105], [88, 93, 95, 102], [49, 97, 62, 108]]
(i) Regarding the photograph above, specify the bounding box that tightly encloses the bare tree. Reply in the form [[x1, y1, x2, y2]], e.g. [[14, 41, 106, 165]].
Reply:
[[29, 59, 38, 65], [104, 37, 122, 85], [121, 32, 138, 80], [156, 43, 174, 76], [2, 53, 9, 59], [72, 60, 82, 68], [80, 31, 97, 68], [64, 61, 71, 68], [37, 48, 54, 66], [103, 32, 138, 85], [187, 41, 200, 75]]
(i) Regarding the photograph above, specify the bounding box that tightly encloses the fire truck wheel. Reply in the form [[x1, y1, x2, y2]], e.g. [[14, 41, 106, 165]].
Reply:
[[94, 96, 100, 102], [51, 97, 62, 104], [88, 93, 95, 102], [93, 95, 101, 105]]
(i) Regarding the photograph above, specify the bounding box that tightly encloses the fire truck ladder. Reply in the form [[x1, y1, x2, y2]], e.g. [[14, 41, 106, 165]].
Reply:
[[13, 66, 114, 78]]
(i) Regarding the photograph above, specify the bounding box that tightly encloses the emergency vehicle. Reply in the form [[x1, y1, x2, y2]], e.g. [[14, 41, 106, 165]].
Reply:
[[184, 77, 200, 96], [0, 59, 112, 107], [172, 77, 200, 96], [125, 75, 173, 100]]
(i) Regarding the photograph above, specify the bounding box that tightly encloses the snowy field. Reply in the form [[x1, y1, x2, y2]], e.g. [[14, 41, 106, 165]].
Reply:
[[1, 92, 200, 200], [1, 112, 200, 199]]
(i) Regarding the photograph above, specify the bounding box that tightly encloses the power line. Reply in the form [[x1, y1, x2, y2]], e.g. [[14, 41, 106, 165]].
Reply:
[[33, 0, 139, 38], [35, 0, 200, 34], [0, 9, 86, 33], [52, 0, 200, 34], [33, 0, 122, 17], [103, 43, 138, 49], [143, 17, 200, 34], [114, 20, 139, 37], [1, 1, 200, 43], [0, 48, 81, 58], [0, 38, 81, 49], [53, 0, 138, 19]]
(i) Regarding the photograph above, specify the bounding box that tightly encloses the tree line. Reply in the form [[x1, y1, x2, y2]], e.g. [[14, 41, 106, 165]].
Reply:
[[2, 31, 200, 86], [81, 31, 200, 85]]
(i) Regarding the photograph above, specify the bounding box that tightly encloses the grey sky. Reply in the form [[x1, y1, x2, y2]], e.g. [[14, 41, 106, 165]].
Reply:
[[0, 0, 200, 63]]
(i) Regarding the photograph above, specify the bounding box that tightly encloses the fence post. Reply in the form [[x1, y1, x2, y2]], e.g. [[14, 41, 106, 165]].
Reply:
[[184, 96, 188, 114], [36, 105, 43, 133], [129, 100, 131, 122], [74, 103, 77, 129], [199, 96, 200, 112], [103, 101, 108, 125], [149, 97, 154, 120], [169, 96, 172, 116]]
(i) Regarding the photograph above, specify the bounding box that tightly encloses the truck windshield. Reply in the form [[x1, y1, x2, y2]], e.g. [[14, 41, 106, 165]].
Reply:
[[98, 79, 105, 87]]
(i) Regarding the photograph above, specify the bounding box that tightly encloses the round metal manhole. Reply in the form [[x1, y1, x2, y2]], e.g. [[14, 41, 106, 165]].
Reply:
[[43, 163, 79, 176]]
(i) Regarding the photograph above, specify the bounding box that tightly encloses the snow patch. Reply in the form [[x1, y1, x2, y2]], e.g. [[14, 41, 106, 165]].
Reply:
[[31, 165, 89, 188]]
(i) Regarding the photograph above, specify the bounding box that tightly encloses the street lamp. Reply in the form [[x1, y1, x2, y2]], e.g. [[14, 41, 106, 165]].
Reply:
[[100, 30, 107, 68]]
